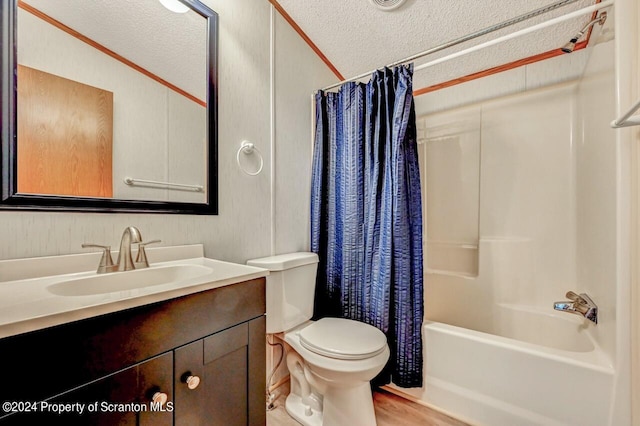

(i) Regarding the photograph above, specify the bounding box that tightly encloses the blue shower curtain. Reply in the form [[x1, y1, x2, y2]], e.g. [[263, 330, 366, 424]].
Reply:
[[310, 65, 424, 388]]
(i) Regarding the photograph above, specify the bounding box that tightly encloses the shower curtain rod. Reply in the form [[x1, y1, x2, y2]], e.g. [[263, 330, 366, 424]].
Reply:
[[414, 0, 612, 73], [320, 0, 604, 92]]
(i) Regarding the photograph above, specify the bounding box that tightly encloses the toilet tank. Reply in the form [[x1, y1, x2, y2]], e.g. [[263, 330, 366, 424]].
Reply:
[[247, 252, 318, 334]]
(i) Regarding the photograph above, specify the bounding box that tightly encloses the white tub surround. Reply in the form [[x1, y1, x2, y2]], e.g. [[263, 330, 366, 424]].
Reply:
[[0, 244, 268, 338], [409, 38, 622, 425]]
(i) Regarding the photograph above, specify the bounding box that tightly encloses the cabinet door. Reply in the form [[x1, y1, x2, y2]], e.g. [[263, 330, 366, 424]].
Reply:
[[0, 352, 173, 426], [0, 361, 138, 426], [175, 316, 265, 426], [137, 352, 174, 426]]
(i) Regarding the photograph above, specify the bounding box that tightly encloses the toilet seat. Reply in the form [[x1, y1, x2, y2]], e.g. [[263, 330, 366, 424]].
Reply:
[[298, 318, 387, 360]]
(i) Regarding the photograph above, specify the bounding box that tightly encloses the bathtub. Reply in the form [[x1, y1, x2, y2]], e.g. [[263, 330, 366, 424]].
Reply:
[[387, 304, 614, 426]]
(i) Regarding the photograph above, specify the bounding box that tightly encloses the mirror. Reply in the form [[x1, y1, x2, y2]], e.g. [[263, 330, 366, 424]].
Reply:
[[1, 0, 218, 214]]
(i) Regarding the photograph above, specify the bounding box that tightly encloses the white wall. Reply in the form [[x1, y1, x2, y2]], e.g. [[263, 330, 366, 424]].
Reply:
[[266, 9, 339, 388], [167, 92, 208, 203], [274, 13, 336, 254], [1, 1, 337, 266]]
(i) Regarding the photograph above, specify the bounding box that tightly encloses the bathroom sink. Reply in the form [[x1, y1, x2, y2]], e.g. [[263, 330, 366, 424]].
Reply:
[[0, 245, 269, 339], [47, 264, 214, 296]]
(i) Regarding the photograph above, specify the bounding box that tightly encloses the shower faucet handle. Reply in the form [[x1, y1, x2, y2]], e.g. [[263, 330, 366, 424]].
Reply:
[[554, 291, 598, 324], [565, 291, 580, 301], [567, 291, 592, 306]]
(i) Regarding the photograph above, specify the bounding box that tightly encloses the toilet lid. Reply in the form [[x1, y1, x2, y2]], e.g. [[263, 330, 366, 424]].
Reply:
[[298, 318, 387, 360]]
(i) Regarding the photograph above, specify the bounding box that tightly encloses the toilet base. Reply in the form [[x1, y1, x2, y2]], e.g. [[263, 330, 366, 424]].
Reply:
[[286, 381, 377, 426], [322, 382, 377, 426], [285, 393, 323, 426]]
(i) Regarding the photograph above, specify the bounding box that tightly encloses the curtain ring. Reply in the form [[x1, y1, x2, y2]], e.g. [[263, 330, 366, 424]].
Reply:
[[236, 140, 264, 176]]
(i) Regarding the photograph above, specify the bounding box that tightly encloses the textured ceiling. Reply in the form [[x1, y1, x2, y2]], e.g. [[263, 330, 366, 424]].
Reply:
[[276, 0, 612, 90], [20, 0, 612, 97], [21, 0, 207, 101]]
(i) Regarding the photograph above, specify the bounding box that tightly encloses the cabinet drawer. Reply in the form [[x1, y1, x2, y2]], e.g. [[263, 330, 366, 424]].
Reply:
[[204, 322, 248, 363]]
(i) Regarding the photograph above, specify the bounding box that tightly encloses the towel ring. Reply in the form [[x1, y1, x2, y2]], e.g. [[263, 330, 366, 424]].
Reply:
[[236, 141, 264, 176]]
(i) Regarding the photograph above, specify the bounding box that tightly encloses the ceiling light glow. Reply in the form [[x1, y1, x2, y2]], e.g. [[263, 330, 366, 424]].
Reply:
[[368, 0, 407, 11], [159, 0, 189, 14]]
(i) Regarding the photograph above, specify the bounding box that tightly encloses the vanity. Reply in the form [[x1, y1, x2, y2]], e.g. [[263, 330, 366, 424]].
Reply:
[[0, 244, 267, 425]]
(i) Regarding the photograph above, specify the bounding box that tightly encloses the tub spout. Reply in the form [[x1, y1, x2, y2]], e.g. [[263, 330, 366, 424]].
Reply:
[[553, 291, 598, 324]]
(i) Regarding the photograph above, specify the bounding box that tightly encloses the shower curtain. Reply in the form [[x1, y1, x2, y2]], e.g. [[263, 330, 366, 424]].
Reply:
[[310, 64, 424, 388]]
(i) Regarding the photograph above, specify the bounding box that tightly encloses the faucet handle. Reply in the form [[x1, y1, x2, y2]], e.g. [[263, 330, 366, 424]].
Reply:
[[566, 291, 580, 301], [82, 243, 115, 274], [135, 240, 161, 268], [557, 291, 598, 324], [566, 291, 593, 306]]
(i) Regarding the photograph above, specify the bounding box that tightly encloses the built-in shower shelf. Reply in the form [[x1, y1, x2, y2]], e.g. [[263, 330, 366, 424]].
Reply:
[[426, 241, 479, 278], [425, 268, 478, 279]]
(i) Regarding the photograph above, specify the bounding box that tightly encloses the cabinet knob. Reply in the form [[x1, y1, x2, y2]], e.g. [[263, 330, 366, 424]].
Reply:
[[183, 374, 201, 390], [151, 392, 168, 406]]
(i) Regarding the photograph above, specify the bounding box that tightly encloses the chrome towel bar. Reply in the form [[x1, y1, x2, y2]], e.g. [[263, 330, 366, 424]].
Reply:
[[123, 177, 204, 192], [611, 98, 640, 128]]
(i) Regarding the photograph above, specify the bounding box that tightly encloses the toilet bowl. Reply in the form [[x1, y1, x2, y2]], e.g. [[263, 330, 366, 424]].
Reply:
[[247, 253, 390, 426], [283, 318, 389, 426]]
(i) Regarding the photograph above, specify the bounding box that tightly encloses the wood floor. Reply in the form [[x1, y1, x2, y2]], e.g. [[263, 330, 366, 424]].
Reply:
[[266, 382, 469, 426]]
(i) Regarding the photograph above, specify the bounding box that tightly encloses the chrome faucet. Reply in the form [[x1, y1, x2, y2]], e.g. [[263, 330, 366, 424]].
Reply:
[[83, 226, 160, 274], [553, 291, 598, 324], [116, 226, 143, 271]]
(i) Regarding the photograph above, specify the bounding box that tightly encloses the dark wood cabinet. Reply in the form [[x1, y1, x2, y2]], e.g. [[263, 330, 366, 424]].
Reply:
[[174, 319, 266, 426], [56, 352, 173, 426], [0, 278, 266, 426]]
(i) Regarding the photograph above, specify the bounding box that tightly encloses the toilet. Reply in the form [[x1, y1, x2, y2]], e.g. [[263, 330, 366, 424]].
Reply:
[[247, 252, 389, 426]]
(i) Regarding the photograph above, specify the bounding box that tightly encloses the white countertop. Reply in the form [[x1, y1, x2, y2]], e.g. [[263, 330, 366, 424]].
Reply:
[[0, 245, 268, 339]]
